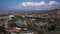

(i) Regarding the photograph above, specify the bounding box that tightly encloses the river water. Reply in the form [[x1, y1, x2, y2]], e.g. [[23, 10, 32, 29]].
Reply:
[[16, 18, 24, 26]]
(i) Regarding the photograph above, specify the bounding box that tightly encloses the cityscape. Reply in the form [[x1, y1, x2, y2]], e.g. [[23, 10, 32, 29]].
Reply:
[[0, 9, 60, 34], [0, 0, 60, 34]]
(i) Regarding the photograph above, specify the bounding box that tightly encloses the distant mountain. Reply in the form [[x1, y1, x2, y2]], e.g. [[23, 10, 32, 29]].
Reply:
[[0, 9, 59, 13]]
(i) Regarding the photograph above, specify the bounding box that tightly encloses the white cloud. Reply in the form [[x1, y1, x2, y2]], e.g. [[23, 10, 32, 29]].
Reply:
[[16, 1, 60, 10], [21, 1, 47, 7], [48, 1, 59, 6], [38, 1, 47, 6]]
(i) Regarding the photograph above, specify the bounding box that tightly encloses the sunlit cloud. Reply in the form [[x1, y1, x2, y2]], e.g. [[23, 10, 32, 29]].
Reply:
[[17, 1, 59, 10], [20, 1, 47, 7], [48, 1, 59, 6]]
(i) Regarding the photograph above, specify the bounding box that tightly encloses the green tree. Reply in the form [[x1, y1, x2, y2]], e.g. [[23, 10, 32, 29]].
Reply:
[[0, 25, 7, 34]]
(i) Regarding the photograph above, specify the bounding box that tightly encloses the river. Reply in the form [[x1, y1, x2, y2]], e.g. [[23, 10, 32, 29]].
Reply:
[[16, 18, 24, 26]]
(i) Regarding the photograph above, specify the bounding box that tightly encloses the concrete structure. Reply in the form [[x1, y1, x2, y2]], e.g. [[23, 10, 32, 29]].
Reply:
[[56, 9, 60, 14], [8, 15, 15, 20]]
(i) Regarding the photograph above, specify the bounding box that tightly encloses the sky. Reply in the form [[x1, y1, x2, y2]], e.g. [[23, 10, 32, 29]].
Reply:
[[0, 0, 60, 11]]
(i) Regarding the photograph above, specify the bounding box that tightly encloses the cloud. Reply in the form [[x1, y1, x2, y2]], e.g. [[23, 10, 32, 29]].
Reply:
[[21, 1, 47, 7], [48, 1, 59, 6], [20, 1, 59, 7], [17, 1, 59, 10], [48, 1, 60, 9], [0, 1, 60, 11]]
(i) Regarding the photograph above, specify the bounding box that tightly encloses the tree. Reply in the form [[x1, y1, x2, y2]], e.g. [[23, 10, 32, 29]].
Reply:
[[47, 21, 56, 31], [0, 25, 7, 34]]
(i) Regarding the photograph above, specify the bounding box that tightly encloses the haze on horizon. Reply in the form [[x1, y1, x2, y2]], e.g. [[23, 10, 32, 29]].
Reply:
[[0, 0, 60, 11]]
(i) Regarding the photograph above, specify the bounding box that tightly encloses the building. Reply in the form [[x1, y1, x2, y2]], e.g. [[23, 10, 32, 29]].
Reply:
[[56, 9, 60, 14]]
